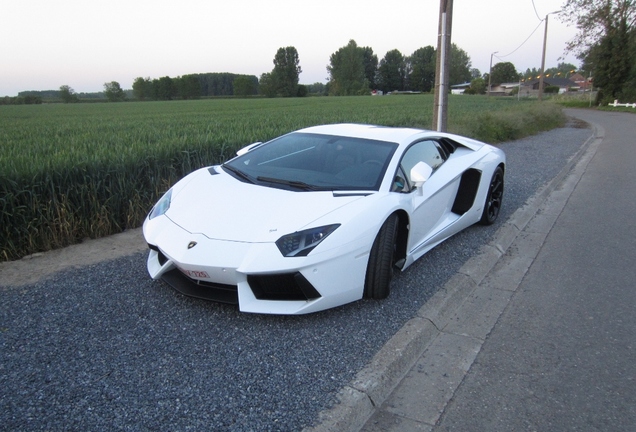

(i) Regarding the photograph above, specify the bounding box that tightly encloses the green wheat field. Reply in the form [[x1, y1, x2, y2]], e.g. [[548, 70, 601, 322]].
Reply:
[[0, 95, 564, 261]]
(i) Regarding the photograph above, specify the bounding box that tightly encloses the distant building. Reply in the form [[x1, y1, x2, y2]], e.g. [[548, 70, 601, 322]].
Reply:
[[528, 77, 579, 93], [569, 73, 592, 90], [450, 82, 471, 94], [515, 77, 580, 97], [489, 83, 520, 96]]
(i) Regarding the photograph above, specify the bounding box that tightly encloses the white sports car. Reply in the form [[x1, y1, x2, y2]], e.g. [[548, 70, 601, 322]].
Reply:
[[143, 124, 505, 315]]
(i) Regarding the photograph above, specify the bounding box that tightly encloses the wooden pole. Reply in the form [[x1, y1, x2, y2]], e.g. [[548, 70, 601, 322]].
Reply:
[[432, 0, 453, 132]]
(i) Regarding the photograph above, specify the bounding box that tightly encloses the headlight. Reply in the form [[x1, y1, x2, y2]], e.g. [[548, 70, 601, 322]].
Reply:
[[276, 224, 340, 257], [148, 189, 172, 220]]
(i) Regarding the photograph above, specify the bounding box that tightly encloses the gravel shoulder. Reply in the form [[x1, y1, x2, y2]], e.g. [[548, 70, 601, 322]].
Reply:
[[0, 229, 146, 287]]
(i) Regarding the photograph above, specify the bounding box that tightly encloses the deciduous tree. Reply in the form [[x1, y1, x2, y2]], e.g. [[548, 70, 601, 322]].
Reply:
[[176, 75, 201, 99], [490, 62, 519, 85], [153, 76, 176, 100], [407, 46, 436, 92], [272, 46, 302, 97], [377, 49, 407, 93], [449, 44, 472, 85], [362, 46, 379, 90], [560, 0, 636, 101], [233, 76, 256, 97], [59, 85, 78, 103], [469, 77, 486, 94], [103, 81, 126, 102], [327, 40, 370, 96], [132, 77, 152, 101], [307, 82, 327, 95], [259, 72, 277, 97]]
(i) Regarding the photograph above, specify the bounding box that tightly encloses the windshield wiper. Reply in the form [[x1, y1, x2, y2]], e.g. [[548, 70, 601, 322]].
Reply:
[[223, 164, 255, 184], [257, 176, 322, 191]]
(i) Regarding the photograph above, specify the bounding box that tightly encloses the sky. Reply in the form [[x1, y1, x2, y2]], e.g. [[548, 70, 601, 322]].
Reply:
[[0, 0, 581, 96]]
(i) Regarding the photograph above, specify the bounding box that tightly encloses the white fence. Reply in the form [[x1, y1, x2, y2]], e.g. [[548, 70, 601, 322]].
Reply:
[[608, 100, 636, 108]]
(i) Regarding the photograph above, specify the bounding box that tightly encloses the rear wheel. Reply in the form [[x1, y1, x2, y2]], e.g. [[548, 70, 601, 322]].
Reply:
[[364, 214, 399, 299], [479, 166, 504, 225]]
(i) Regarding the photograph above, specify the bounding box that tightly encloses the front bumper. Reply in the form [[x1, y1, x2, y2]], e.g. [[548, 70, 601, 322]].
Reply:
[[149, 247, 322, 304], [144, 220, 372, 315]]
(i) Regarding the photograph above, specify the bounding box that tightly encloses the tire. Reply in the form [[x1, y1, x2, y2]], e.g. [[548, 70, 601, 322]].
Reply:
[[364, 214, 399, 299], [479, 166, 504, 225]]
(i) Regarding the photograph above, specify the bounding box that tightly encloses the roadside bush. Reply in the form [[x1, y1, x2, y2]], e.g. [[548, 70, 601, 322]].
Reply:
[[468, 101, 565, 143]]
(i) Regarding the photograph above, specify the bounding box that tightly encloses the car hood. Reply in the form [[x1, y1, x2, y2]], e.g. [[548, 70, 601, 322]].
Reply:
[[165, 167, 364, 243]]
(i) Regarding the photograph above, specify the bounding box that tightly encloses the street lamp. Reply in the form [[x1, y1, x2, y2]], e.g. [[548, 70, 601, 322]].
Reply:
[[488, 51, 498, 96], [538, 10, 561, 101]]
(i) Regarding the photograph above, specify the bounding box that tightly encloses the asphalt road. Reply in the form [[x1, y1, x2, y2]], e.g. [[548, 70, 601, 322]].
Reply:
[[1, 119, 592, 431], [432, 109, 636, 431]]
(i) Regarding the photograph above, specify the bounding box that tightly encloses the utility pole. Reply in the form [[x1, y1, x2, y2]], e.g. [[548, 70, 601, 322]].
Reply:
[[538, 10, 560, 101], [432, 0, 453, 132], [488, 51, 498, 96]]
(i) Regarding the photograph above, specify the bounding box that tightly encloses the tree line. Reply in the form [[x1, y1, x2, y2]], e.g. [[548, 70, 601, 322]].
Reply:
[[256, 41, 477, 97], [324, 39, 475, 96], [9, 73, 260, 104], [131, 73, 259, 101], [1, 95, 43, 105]]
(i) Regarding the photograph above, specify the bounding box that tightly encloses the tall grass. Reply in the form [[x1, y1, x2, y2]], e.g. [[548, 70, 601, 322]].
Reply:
[[0, 96, 564, 261]]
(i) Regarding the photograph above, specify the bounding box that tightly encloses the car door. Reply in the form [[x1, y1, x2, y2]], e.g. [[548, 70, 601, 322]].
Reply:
[[397, 139, 461, 255]]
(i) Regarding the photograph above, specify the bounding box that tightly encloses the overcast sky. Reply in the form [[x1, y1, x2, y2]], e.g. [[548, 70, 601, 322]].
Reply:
[[1, 0, 580, 96]]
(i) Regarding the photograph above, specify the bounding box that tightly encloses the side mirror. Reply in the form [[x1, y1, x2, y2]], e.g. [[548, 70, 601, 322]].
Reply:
[[236, 142, 262, 156], [410, 161, 433, 189]]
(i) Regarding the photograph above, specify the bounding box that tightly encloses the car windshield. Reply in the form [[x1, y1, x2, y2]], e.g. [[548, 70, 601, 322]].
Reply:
[[223, 132, 398, 191]]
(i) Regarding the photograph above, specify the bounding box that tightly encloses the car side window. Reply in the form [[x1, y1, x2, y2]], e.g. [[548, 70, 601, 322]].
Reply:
[[393, 140, 445, 193], [401, 140, 445, 175], [392, 166, 408, 192]]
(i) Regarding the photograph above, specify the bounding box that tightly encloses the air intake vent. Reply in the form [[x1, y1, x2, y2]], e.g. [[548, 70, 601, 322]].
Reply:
[[248, 273, 321, 301], [452, 168, 481, 215]]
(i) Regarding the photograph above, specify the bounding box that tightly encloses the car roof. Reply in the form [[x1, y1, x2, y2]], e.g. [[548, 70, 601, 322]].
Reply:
[[295, 123, 489, 152], [298, 123, 430, 144]]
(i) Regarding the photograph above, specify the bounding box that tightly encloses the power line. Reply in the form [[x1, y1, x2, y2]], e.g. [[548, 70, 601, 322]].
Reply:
[[494, 19, 544, 60], [531, 0, 542, 21]]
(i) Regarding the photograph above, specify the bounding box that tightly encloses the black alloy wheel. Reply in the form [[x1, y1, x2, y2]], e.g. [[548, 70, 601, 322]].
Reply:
[[364, 214, 399, 299], [479, 166, 504, 225]]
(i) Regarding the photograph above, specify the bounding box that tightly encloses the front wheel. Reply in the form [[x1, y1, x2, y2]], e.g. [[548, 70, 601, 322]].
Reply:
[[364, 214, 399, 299], [479, 166, 504, 225]]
